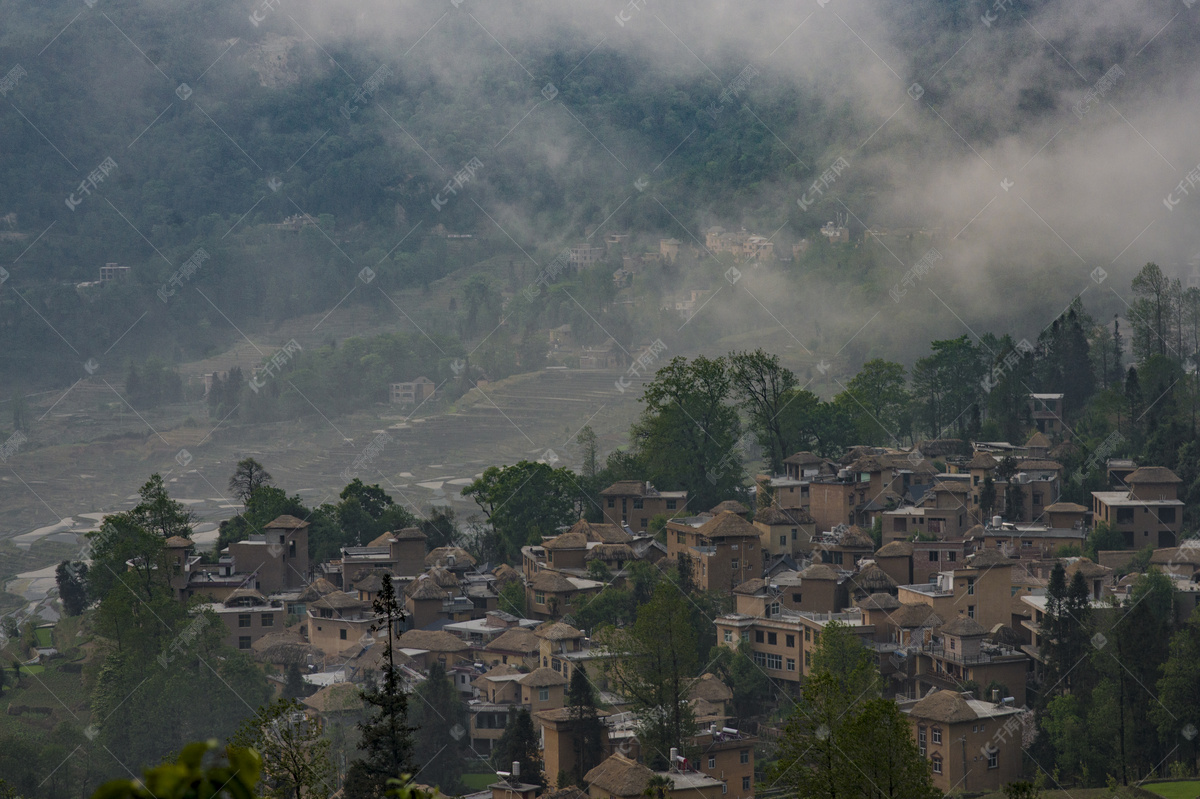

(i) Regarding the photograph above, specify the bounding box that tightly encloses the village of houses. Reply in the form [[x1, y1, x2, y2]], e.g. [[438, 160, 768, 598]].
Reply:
[[141, 388, 1200, 799]]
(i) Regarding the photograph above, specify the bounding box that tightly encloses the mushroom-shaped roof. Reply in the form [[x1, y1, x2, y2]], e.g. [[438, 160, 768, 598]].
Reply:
[[565, 519, 634, 544], [585, 543, 638, 562], [963, 524, 986, 540], [733, 578, 769, 596], [251, 631, 324, 666], [425, 567, 461, 589], [583, 754, 655, 799], [754, 506, 816, 525], [543, 532, 588, 550], [875, 540, 914, 558], [535, 620, 583, 641], [297, 577, 341, 603], [689, 673, 733, 703], [1044, 501, 1088, 513], [696, 511, 761, 540], [783, 451, 827, 466], [311, 591, 368, 611], [519, 667, 569, 688], [1126, 466, 1182, 484], [910, 689, 978, 723], [265, 515, 310, 530], [1048, 440, 1080, 460], [424, 546, 476, 569], [840, 526, 876, 549], [491, 563, 522, 584], [485, 627, 541, 654], [395, 629, 469, 653], [392, 526, 427, 541], [939, 616, 987, 637], [709, 500, 749, 515], [857, 592, 901, 611], [164, 536, 194, 548], [799, 563, 840, 581], [405, 577, 449, 601], [223, 587, 267, 607], [852, 564, 897, 593], [530, 570, 578, 593], [890, 603, 943, 628], [353, 572, 387, 594], [1024, 431, 1052, 449], [302, 682, 363, 714], [967, 452, 998, 469], [968, 549, 1016, 569]]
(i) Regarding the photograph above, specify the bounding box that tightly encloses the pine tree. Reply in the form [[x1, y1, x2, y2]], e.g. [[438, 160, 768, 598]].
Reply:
[[494, 708, 546, 788], [566, 665, 606, 785], [410, 662, 468, 792], [345, 575, 414, 799]]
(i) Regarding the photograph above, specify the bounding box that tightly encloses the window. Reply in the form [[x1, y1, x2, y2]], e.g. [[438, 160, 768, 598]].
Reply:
[[607, 498, 615, 508], [340, 629, 347, 640], [678, 532, 687, 544], [724, 630, 733, 643], [752, 651, 766, 667], [779, 535, 788, 546], [633, 498, 644, 509], [833, 551, 844, 565], [722, 784, 727, 795], [918, 726, 926, 756], [932, 756, 942, 775], [1159, 507, 1177, 524], [793, 593, 802, 604], [742, 777, 751, 791], [1117, 507, 1134, 524], [805, 628, 811, 642], [755, 630, 765, 643], [949, 637, 956, 651], [641, 518, 648, 529], [741, 631, 750, 643], [238, 636, 251, 649], [967, 605, 976, 619], [289, 539, 296, 557], [666, 500, 678, 510], [966, 577, 975, 595], [262, 614, 274, 627], [786, 658, 796, 671], [947, 551, 956, 562], [804, 651, 811, 667], [987, 749, 998, 769], [929, 551, 939, 561], [709, 756, 716, 769], [769, 602, 781, 617], [731, 559, 739, 571], [238, 614, 251, 628], [786, 634, 795, 648], [791, 528, 798, 540], [766, 653, 782, 670], [767, 632, 777, 645], [535, 591, 546, 605], [931, 727, 942, 745], [539, 688, 549, 701]]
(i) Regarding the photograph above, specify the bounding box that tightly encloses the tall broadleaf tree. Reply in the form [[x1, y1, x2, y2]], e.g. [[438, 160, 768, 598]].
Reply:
[[631, 355, 742, 511]]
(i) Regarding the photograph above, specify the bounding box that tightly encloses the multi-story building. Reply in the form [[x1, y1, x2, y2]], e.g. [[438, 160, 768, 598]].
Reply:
[[666, 512, 762, 592], [1091, 466, 1183, 548], [753, 506, 817, 561], [714, 607, 876, 687], [1028, 393, 1065, 435], [902, 690, 1024, 794], [226, 514, 311, 593], [896, 549, 1015, 633], [600, 481, 688, 531]]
